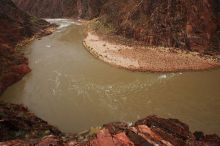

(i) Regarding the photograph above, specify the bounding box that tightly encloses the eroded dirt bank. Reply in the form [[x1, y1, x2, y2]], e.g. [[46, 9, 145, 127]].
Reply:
[[0, 104, 220, 145], [0, 0, 56, 95]]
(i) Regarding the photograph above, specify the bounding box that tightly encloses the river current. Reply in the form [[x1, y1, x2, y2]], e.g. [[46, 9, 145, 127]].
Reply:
[[2, 19, 220, 134]]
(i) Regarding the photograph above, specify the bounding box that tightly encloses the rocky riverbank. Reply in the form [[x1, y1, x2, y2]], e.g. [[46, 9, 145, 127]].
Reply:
[[0, 26, 56, 95], [83, 32, 220, 72], [0, 104, 220, 145], [0, 0, 56, 95], [1, 1, 220, 145]]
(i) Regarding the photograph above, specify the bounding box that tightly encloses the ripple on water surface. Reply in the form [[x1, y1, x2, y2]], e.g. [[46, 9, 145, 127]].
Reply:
[[1, 19, 220, 135]]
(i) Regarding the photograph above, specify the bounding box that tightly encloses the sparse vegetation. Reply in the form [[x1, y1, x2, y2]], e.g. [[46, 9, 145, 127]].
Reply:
[[88, 17, 116, 35]]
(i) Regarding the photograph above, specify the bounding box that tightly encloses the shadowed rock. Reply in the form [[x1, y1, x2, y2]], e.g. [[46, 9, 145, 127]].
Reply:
[[1, 105, 219, 146]]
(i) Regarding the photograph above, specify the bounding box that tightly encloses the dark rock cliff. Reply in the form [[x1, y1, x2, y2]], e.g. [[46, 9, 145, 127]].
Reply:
[[0, 103, 62, 141], [12, 0, 78, 18], [0, 0, 52, 94], [12, 0, 105, 19], [77, 0, 106, 19]]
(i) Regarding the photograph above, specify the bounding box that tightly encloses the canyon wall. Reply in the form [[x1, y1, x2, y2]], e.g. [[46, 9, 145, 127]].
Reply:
[[98, 0, 220, 53], [12, 0, 105, 19], [13, 0, 220, 53], [0, 1, 220, 145], [0, 0, 52, 94], [77, 0, 106, 19], [12, 0, 78, 18]]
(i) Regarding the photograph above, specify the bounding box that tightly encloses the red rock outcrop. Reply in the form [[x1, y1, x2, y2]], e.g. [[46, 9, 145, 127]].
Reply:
[[0, 0, 54, 95], [0, 104, 219, 146]]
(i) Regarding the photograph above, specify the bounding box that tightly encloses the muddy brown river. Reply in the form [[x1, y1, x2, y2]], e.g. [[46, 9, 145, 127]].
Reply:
[[1, 19, 220, 134]]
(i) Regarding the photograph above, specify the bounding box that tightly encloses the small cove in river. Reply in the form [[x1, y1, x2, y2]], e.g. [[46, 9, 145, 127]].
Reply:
[[1, 19, 220, 135]]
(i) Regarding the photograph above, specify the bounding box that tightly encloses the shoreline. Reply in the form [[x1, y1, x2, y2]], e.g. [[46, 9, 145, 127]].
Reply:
[[16, 25, 57, 48], [0, 25, 56, 95], [0, 21, 219, 145], [83, 32, 220, 72]]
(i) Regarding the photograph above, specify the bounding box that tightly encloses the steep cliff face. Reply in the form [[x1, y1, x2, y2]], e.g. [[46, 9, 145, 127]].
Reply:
[[77, 0, 106, 19], [0, 0, 52, 94], [12, 0, 78, 18], [12, 0, 105, 19], [0, 0, 49, 45], [99, 0, 220, 53], [12, 0, 220, 53]]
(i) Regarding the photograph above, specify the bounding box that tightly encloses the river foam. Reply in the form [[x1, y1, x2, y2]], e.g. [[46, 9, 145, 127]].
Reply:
[[45, 19, 82, 30]]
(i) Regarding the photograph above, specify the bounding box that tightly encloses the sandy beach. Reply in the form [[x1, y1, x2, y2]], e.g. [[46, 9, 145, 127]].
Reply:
[[83, 32, 220, 72]]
